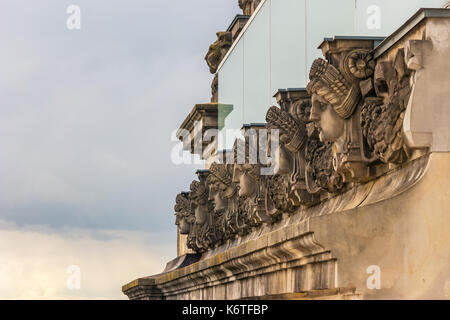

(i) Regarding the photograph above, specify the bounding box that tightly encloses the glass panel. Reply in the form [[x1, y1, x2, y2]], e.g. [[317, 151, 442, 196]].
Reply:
[[270, 0, 307, 99], [305, 0, 355, 83], [355, 0, 447, 36], [219, 39, 244, 150], [243, 0, 271, 124]]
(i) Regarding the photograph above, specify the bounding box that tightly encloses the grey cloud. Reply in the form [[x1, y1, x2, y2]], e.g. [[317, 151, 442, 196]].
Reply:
[[0, 0, 241, 232]]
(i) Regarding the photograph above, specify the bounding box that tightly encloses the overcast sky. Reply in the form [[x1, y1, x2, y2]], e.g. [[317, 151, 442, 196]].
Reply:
[[0, 0, 240, 299]]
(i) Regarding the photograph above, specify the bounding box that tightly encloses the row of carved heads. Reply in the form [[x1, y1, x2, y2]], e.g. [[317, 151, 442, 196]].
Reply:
[[177, 41, 428, 253]]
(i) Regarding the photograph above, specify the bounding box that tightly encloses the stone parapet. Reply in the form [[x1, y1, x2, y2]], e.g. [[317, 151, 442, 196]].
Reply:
[[125, 153, 450, 299]]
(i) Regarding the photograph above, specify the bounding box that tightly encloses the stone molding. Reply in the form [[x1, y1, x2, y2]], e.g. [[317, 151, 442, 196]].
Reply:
[[176, 103, 219, 159], [125, 153, 433, 299], [124, 220, 337, 300]]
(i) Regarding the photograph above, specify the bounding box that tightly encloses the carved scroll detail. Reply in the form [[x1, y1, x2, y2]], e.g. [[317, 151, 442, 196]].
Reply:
[[361, 49, 412, 164]]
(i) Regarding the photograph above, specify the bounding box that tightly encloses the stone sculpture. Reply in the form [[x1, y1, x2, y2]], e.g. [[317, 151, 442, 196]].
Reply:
[[239, 0, 262, 15], [205, 32, 232, 102], [186, 171, 221, 252], [232, 138, 272, 227]]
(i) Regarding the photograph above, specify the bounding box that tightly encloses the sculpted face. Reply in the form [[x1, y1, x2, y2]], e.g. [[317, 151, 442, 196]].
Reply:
[[194, 203, 208, 225], [233, 164, 258, 198], [214, 193, 228, 211], [310, 93, 345, 143], [267, 129, 292, 176], [178, 218, 191, 234], [208, 183, 228, 212], [239, 172, 256, 198], [276, 144, 293, 175], [174, 193, 193, 235]]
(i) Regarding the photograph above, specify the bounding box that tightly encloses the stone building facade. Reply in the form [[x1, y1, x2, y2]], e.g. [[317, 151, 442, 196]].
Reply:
[[123, 5, 450, 300]]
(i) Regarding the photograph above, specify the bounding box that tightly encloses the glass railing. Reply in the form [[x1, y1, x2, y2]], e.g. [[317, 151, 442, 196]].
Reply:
[[217, 0, 446, 150]]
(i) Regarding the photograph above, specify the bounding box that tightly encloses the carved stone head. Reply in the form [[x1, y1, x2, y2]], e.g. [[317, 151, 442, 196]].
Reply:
[[205, 32, 232, 74], [306, 48, 376, 183], [307, 60, 354, 143], [231, 139, 261, 198], [186, 171, 222, 252], [207, 163, 236, 212], [265, 99, 323, 210], [266, 106, 307, 173], [231, 138, 272, 225], [190, 180, 210, 225], [307, 50, 375, 143], [234, 164, 260, 198], [174, 192, 194, 235]]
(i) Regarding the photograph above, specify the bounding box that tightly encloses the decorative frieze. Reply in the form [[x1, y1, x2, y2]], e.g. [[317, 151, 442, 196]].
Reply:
[[174, 29, 446, 253], [227, 15, 250, 42]]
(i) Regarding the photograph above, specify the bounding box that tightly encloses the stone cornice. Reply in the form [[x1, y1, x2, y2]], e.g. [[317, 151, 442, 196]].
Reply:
[[176, 102, 233, 157], [123, 154, 430, 299], [123, 219, 336, 299], [227, 14, 250, 42], [273, 88, 309, 106], [318, 36, 384, 61], [177, 103, 218, 137], [374, 8, 450, 58]]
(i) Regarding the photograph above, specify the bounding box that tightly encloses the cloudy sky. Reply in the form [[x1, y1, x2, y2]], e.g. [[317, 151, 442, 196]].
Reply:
[[0, 0, 240, 299]]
